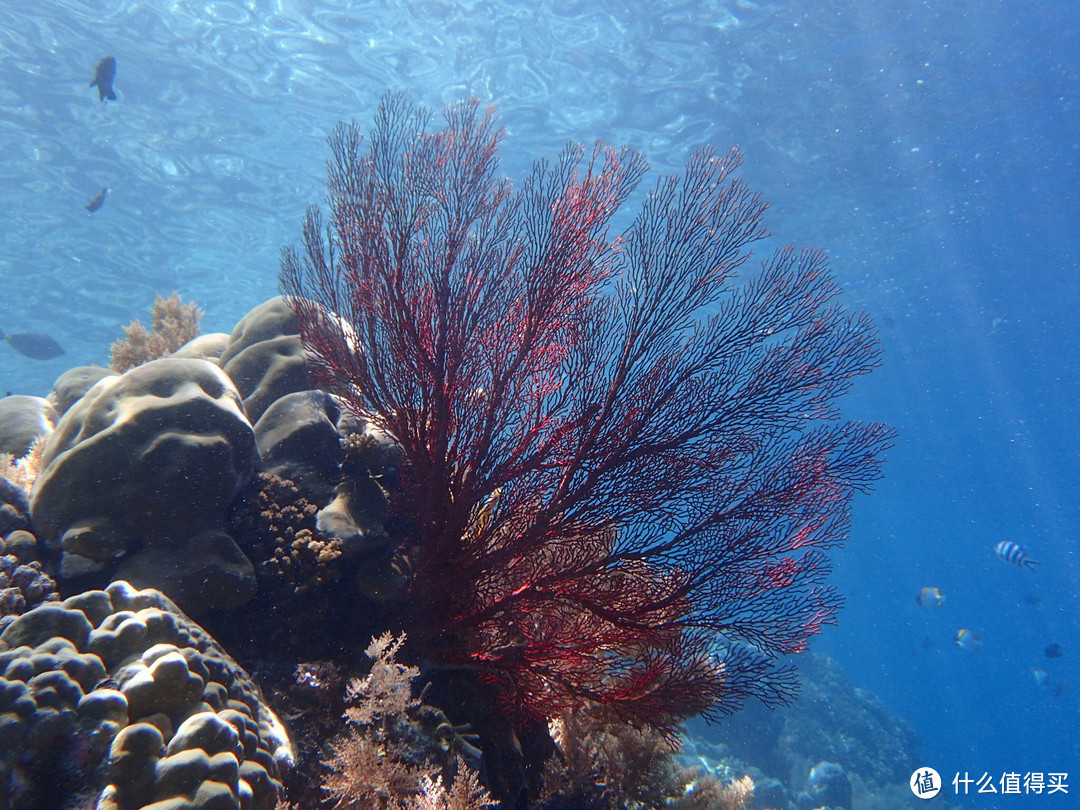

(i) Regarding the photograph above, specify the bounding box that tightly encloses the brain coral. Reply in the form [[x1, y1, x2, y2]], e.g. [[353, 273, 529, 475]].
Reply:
[[0, 580, 290, 809]]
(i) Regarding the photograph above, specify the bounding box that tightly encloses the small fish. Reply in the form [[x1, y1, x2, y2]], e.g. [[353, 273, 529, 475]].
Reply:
[[916, 586, 945, 608], [955, 628, 982, 652], [90, 56, 118, 102], [86, 187, 108, 212], [994, 540, 1039, 570], [1033, 668, 1050, 687], [0, 329, 65, 360], [472, 487, 503, 535], [1045, 643, 1063, 659], [389, 549, 414, 583]]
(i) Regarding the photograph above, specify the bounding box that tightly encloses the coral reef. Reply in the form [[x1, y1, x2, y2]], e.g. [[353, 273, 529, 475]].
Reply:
[[0, 288, 905, 810], [683, 650, 926, 808], [0, 473, 32, 538], [0, 550, 59, 633], [109, 291, 204, 373], [253, 389, 344, 502], [780, 653, 921, 787], [319, 414, 406, 604], [1, 437, 44, 540], [0, 580, 289, 810], [0, 530, 40, 564], [170, 331, 231, 363], [0, 435, 46, 499], [0, 89, 897, 810], [218, 470, 378, 666], [796, 760, 851, 809]]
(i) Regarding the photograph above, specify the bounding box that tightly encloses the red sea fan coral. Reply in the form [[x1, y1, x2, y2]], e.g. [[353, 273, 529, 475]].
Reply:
[[281, 93, 893, 732]]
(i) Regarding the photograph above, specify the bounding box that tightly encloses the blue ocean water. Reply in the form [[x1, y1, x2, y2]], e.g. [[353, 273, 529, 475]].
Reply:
[[1, 1, 1076, 807]]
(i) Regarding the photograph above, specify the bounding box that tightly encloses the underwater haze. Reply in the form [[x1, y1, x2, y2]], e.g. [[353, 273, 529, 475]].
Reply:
[[1, 0, 1078, 807]]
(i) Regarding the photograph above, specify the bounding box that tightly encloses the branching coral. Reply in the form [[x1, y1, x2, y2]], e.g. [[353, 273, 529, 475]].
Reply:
[[109, 291, 203, 372], [540, 702, 753, 810], [229, 471, 342, 595], [216, 472, 353, 661], [411, 767, 498, 810], [319, 633, 494, 810], [682, 774, 755, 810]]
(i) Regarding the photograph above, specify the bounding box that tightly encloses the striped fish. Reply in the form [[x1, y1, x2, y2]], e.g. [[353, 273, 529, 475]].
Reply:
[[994, 540, 1039, 570]]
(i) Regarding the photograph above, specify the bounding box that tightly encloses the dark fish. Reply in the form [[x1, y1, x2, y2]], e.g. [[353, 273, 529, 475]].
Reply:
[[1045, 643, 1063, 659], [0, 329, 65, 360], [90, 56, 117, 102], [86, 187, 108, 212]]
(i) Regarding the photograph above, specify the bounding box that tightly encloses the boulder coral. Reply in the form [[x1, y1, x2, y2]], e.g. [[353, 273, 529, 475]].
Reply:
[[29, 357, 258, 613], [46, 365, 114, 416], [218, 296, 311, 423], [0, 549, 59, 633], [0, 580, 290, 810], [0, 395, 57, 458]]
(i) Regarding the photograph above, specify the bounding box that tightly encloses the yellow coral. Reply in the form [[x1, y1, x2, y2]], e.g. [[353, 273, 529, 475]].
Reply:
[[410, 764, 497, 809], [543, 703, 757, 810], [109, 291, 203, 372], [320, 634, 494, 810], [676, 773, 756, 810]]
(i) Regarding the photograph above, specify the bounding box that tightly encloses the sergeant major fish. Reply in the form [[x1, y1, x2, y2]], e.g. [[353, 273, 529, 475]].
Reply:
[[90, 56, 117, 102], [994, 540, 1039, 570]]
